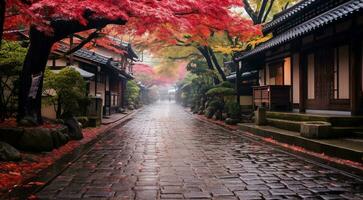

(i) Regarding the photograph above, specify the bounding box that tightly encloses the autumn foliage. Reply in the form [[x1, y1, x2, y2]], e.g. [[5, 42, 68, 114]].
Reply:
[[0, 120, 112, 195]]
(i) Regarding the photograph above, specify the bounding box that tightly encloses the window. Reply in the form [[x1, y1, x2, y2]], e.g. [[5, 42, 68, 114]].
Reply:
[[284, 57, 291, 85], [333, 45, 350, 99], [268, 62, 284, 85], [307, 54, 315, 99]]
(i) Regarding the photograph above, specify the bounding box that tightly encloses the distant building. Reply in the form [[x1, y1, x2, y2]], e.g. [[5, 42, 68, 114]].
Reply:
[[46, 36, 138, 118]]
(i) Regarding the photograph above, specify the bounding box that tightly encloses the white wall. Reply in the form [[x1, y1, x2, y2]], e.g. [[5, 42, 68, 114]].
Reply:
[[292, 53, 300, 104], [338, 45, 350, 99], [307, 54, 315, 100], [284, 57, 291, 85]]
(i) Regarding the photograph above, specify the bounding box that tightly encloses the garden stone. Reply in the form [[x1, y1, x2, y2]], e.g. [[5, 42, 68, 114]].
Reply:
[[0, 142, 21, 161], [0, 127, 24, 147], [18, 128, 54, 152], [18, 116, 38, 127], [205, 107, 215, 119], [213, 110, 223, 121], [59, 133, 70, 145], [225, 118, 240, 125], [51, 131, 60, 148], [64, 117, 83, 140], [300, 122, 332, 139], [222, 113, 228, 120]]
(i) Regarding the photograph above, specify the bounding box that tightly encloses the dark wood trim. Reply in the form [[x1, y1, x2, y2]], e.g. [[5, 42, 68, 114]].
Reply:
[[299, 52, 306, 113], [350, 24, 361, 115]]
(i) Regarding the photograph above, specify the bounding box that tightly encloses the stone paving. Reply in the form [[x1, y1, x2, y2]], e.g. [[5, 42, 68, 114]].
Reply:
[[36, 102, 363, 199]]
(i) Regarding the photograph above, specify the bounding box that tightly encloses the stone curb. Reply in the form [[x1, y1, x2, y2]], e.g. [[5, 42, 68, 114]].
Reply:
[[3, 108, 141, 200], [187, 110, 363, 180]]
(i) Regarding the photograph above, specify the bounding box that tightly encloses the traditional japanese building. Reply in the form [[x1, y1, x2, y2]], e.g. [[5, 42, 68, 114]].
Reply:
[[237, 0, 363, 116], [47, 38, 138, 118]]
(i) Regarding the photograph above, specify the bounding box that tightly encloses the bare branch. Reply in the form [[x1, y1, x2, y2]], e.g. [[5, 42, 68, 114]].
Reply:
[[243, 0, 259, 24], [168, 53, 201, 60], [257, 0, 269, 23], [262, 0, 275, 23]]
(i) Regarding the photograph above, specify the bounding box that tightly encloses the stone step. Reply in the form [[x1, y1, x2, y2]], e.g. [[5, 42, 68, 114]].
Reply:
[[267, 118, 363, 138], [266, 118, 304, 132], [238, 123, 363, 164], [266, 111, 363, 127]]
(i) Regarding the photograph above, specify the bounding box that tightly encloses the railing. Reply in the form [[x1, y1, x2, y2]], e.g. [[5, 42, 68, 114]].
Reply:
[[253, 85, 292, 111]]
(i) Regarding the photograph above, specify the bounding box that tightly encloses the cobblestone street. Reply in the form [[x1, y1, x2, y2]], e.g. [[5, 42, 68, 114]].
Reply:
[[36, 102, 363, 200]]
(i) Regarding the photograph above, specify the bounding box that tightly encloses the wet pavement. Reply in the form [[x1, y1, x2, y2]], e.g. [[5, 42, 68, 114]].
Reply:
[[36, 102, 363, 199]]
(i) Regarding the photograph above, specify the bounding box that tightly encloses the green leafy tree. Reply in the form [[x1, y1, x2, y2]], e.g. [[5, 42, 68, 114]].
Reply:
[[43, 67, 87, 119], [0, 40, 27, 121], [125, 80, 141, 107]]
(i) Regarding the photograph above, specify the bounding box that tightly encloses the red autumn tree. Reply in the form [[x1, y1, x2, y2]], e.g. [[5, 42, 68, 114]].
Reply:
[[127, 10, 260, 84], [2, 0, 243, 124]]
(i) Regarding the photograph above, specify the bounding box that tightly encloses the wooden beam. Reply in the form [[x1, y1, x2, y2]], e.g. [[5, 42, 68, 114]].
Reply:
[[299, 53, 306, 113], [350, 34, 361, 115], [235, 61, 241, 104]]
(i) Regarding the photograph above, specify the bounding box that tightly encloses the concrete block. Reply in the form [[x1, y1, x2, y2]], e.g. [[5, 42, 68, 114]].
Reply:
[[300, 121, 332, 139]]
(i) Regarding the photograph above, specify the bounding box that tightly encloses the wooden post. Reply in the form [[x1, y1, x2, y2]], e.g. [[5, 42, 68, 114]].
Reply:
[[299, 53, 306, 113], [235, 60, 241, 104], [350, 35, 361, 116], [69, 34, 74, 65]]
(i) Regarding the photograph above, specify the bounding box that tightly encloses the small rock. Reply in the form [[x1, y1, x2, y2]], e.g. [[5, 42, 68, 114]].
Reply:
[[0, 142, 21, 161], [18, 128, 54, 152], [64, 117, 83, 140], [18, 116, 38, 127], [51, 131, 61, 148], [0, 127, 24, 147], [225, 118, 240, 125]]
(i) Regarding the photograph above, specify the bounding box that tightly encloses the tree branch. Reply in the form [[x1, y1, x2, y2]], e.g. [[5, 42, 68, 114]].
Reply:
[[64, 29, 100, 56], [243, 0, 259, 24], [262, 0, 275, 23], [208, 46, 226, 81], [168, 53, 201, 60], [257, 0, 269, 24]]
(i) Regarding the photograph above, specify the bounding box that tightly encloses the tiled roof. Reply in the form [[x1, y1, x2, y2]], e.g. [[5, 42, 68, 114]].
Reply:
[[237, 0, 363, 61], [226, 70, 258, 80], [57, 44, 134, 80], [263, 0, 317, 33], [58, 44, 110, 65]]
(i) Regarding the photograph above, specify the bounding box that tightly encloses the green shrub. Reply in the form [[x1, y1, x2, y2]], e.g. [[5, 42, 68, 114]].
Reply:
[[216, 81, 234, 88], [0, 40, 27, 120], [208, 99, 224, 110], [226, 101, 241, 119], [126, 80, 141, 106], [206, 87, 235, 97], [43, 67, 88, 119]]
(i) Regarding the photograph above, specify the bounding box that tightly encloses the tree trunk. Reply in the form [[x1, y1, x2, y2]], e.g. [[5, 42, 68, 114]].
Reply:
[[16, 17, 126, 125], [208, 47, 226, 81], [0, 0, 5, 46], [197, 46, 220, 84], [17, 27, 54, 124]]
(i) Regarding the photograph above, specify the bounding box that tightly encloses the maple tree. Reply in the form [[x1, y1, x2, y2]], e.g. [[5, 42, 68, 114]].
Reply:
[[2, 0, 245, 124], [129, 11, 260, 85]]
